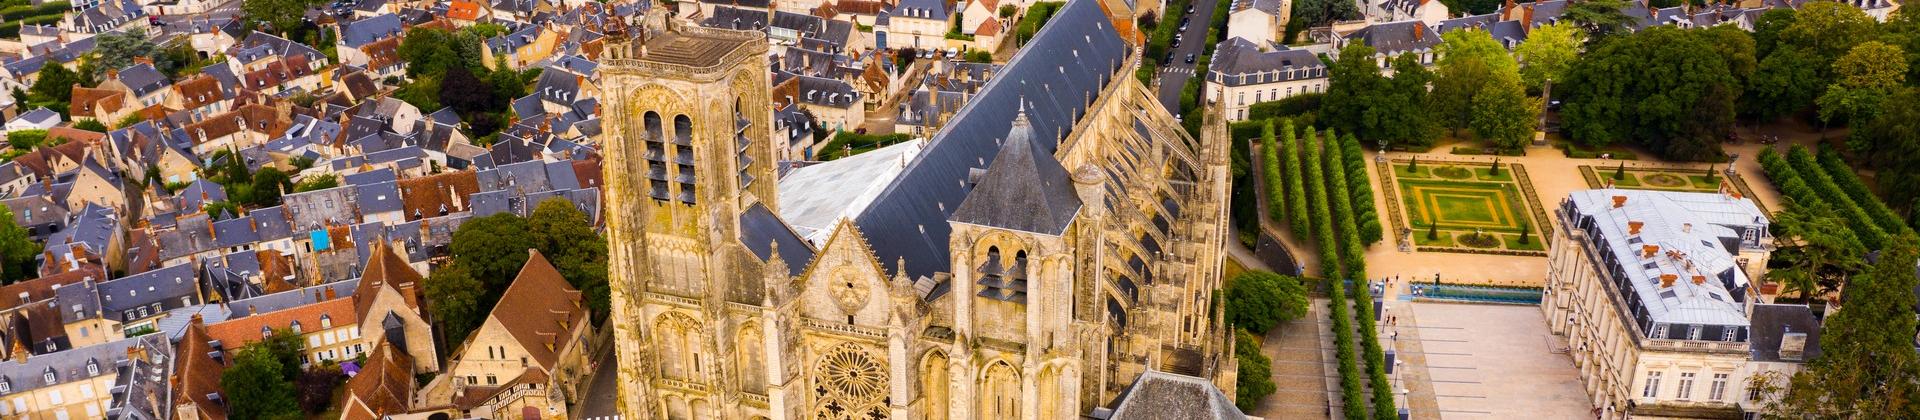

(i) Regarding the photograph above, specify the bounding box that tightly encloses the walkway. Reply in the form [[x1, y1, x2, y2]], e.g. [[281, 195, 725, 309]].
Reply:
[[1252, 298, 1336, 419]]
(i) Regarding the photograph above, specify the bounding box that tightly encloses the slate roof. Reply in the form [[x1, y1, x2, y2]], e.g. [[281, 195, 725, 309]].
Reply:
[[890, 0, 952, 21], [1208, 38, 1326, 87], [950, 110, 1080, 234], [117, 63, 171, 98], [1105, 370, 1248, 419], [343, 14, 405, 48], [705, 5, 770, 30], [95, 263, 199, 320], [853, 0, 1126, 278], [1343, 20, 1440, 56], [1748, 304, 1822, 362], [739, 202, 816, 275], [0, 335, 153, 398], [10, 107, 61, 127], [1565, 189, 1766, 329], [356, 181, 405, 215]]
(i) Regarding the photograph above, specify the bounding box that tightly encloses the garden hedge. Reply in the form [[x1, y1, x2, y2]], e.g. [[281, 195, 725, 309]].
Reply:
[[1815, 148, 1910, 236], [1328, 278, 1369, 419], [1283, 120, 1309, 238], [1785, 146, 1886, 249]]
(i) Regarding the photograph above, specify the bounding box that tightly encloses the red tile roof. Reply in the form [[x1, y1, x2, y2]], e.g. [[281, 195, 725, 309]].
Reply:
[[342, 342, 414, 420], [397, 170, 479, 221], [486, 250, 585, 369], [172, 317, 229, 420], [204, 297, 357, 348]]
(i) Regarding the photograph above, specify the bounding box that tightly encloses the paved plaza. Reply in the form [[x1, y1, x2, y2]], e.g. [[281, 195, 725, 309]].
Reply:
[[1385, 301, 1593, 419]]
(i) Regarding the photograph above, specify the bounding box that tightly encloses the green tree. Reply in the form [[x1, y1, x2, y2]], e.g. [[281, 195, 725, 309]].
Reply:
[[242, 0, 315, 38], [528, 198, 610, 320], [27, 63, 79, 108], [1431, 30, 1515, 134], [1779, 1, 1877, 64], [256, 329, 305, 381], [1292, 0, 1359, 28], [1515, 23, 1585, 93], [1224, 271, 1309, 334], [1852, 89, 1920, 214], [1561, 26, 1738, 161], [71, 119, 107, 132], [1744, 47, 1825, 122], [249, 167, 291, 207], [451, 212, 535, 289], [1562, 0, 1635, 41], [293, 174, 338, 192], [90, 32, 171, 78], [1768, 199, 1865, 301], [1819, 41, 1907, 127], [1234, 329, 1275, 411], [1752, 8, 1797, 58], [220, 346, 302, 420], [0, 206, 37, 283], [1777, 232, 1920, 418], [424, 262, 486, 348], [1471, 74, 1536, 152], [1324, 45, 1435, 148]]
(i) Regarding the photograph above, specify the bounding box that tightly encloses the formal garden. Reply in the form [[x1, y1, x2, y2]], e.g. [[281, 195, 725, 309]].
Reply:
[[1579, 165, 1726, 192], [1384, 159, 1546, 254]]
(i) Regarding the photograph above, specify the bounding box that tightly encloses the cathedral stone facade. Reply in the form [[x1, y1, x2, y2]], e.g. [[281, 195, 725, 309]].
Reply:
[[598, 0, 1239, 418]]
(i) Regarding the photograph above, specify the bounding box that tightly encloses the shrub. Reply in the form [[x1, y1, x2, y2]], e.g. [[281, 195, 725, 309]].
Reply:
[[1262, 122, 1285, 223], [1328, 278, 1369, 420], [816, 131, 914, 160], [1342, 134, 1383, 245], [1235, 330, 1276, 411], [1248, 93, 1325, 121], [1786, 146, 1887, 249]]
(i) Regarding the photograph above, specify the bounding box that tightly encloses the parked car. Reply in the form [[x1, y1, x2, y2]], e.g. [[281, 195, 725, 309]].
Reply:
[[1186, 4, 1195, 14], [1171, 38, 1181, 48], [1163, 52, 1174, 64], [1185, 54, 1196, 64]]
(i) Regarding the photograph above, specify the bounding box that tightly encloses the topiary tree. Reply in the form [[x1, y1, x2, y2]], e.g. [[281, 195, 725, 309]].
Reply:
[[1490, 157, 1502, 176], [1427, 221, 1439, 240], [1614, 162, 1627, 180], [1519, 219, 1532, 244], [1407, 155, 1419, 173], [1706, 164, 1718, 183]]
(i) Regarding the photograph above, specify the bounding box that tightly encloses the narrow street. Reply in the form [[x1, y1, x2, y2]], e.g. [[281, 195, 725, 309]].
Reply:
[[574, 340, 620, 419], [1154, 0, 1223, 114]]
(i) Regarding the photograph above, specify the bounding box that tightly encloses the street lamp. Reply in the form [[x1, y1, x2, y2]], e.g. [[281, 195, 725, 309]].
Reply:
[[1378, 139, 1388, 162]]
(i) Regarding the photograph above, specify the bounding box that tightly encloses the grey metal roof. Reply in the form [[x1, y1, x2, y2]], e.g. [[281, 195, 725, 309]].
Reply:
[[11, 107, 61, 127], [1565, 189, 1768, 328], [0, 335, 153, 398], [853, 0, 1127, 278], [45, 204, 117, 257], [704, 5, 769, 30], [778, 139, 924, 243], [226, 279, 360, 316], [949, 110, 1080, 234], [343, 14, 405, 48], [739, 202, 816, 275], [344, 168, 399, 186]]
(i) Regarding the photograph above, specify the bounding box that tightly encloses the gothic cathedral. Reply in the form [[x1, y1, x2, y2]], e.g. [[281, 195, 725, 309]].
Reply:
[[598, 0, 1238, 418]]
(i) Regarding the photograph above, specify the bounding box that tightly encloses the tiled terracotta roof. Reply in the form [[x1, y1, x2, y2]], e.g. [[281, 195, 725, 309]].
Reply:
[[173, 75, 225, 110], [0, 264, 106, 309], [487, 250, 585, 369], [342, 341, 414, 420], [397, 170, 479, 221], [353, 240, 422, 320], [448, 0, 485, 20], [975, 17, 1001, 36], [69, 86, 126, 117], [204, 297, 357, 348], [172, 317, 229, 420]]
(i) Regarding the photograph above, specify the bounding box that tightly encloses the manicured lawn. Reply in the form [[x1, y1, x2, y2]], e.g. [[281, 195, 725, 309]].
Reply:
[[1579, 166, 1724, 193], [1392, 162, 1542, 253]]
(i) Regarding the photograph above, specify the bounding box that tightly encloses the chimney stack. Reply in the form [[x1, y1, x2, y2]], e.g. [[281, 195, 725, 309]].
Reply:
[[1660, 274, 1677, 288], [1780, 332, 1808, 361], [1692, 275, 1707, 285], [1613, 195, 1628, 208], [325, 287, 336, 300], [1629, 221, 1644, 235], [1642, 245, 1659, 259]]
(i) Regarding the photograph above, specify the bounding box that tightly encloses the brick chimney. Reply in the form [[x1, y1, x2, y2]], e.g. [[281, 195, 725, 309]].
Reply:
[[1414, 24, 1425, 41], [1660, 274, 1678, 288], [1628, 221, 1644, 235], [325, 287, 336, 300], [1613, 195, 1628, 208], [1691, 275, 1708, 285], [1642, 245, 1659, 259]]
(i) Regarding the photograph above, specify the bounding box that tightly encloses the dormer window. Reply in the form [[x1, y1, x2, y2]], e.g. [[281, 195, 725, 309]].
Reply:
[[320, 315, 331, 329], [290, 321, 302, 334], [261, 326, 272, 338], [86, 359, 99, 376], [42, 369, 54, 385], [1, 378, 10, 394]]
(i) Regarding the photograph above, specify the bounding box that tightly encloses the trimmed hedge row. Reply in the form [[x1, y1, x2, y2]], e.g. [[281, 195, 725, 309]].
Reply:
[[1816, 148, 1912, 237], [1283, 120, 1309, 238], [1304, 128, 1342, 279], [1324, 128, 1366, 281], [1349, 278, 1396, 419], [1262, 122, 1285, 223], [1342, 133, 1384, 246], [1328, 279, 1369, 420], [1785, 146, 1887, 249], [1759, 148, 1867, 250]]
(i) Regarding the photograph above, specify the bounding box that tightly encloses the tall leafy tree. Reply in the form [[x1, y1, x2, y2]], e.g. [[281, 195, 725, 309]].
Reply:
[[1752, 8, 1797, 58], [1777, 232, 1920, 418], [1433, 30, 1533, 151], [220, 346, 302, 420], [90, 32, 173, 77], [242, 0, 316, 38], [1851, 89, 1920, 215], [1744, 47, 1825, 122], [1818, 41, 1907, 127], [439, 65, 497, 116], [0, 206, 37, 283], [1224, 271, 1309, 334], [1472, 76, 1536, 152], [1292, 0, 1360, 28], [528, 198, 610, 320], [1562, 0, 1635, 41], [1779, 1, 1877, 64], [1560, 26, 1738, 161], [1324, 45, 1436, 148], [450, 213, 535, 289], [424, 262, 486, 347], [27, 63, 79, 108], [1768, 199, 1865, 301], [1515, 23, 1585, 93]]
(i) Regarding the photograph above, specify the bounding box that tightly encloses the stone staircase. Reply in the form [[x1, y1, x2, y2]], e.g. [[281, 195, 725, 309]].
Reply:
[[1252, 298, 1334, 419]]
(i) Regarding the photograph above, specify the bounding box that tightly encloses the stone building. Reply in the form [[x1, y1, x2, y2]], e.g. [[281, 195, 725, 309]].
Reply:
[[598, 0, 1240, 418], [1542, 189, 1820, 419]]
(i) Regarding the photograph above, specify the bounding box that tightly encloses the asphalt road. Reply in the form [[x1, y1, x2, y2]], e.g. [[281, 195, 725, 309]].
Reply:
[[575, 341, 621, 419], [1156, 0, 1223, 115]]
